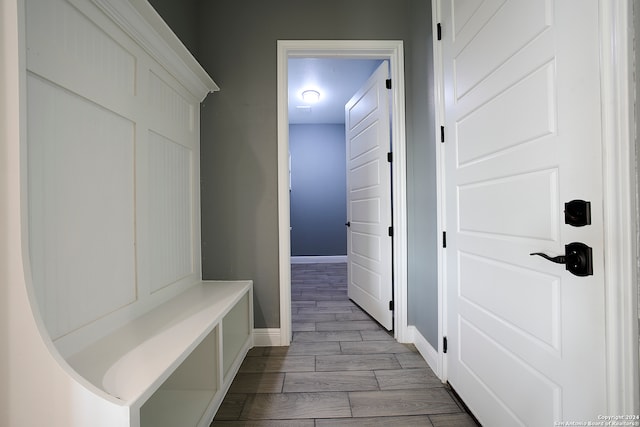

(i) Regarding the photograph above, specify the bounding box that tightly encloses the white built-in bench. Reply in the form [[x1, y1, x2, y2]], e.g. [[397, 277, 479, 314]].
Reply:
[[23, 0, 248, 425], [66, 281, 253, 427]]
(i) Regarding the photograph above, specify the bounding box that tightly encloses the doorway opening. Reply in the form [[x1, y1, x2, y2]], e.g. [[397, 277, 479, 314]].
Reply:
[[289, 58, 394, 331], [288, 58, 382, 264], [277, 40, 409, 346]]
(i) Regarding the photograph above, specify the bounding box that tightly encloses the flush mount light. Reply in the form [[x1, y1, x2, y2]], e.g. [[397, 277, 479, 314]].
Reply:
[[301, 89, 320, 103]]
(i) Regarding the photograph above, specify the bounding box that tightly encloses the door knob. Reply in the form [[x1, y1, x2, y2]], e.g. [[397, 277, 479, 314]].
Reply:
[[345, 222, 351, 227], [530, 242, 593, 277]]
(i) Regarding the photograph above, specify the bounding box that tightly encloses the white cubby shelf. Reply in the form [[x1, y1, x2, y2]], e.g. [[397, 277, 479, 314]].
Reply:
[[67, 281, 253, 427]]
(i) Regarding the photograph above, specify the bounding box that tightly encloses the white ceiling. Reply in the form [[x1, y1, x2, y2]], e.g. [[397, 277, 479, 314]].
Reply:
[[288, 58, 383, 124]]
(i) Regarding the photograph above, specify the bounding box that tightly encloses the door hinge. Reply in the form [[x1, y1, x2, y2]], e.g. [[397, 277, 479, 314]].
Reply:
[[387, 152, 393, 163], [440, 126, 445, 143], [443, 336, 448, 353], [437, 23, 442, 41], [389, 300, 394, 311], [386, 79, 392, 89], [388, 226, 393, 237], [442, 231, 447, 248]]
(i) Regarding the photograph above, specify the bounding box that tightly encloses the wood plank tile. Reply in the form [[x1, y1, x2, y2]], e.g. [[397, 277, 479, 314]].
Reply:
[[395, 352, 429, 368], [340, 341, 415, 355], [293, 331, 362, 342], [429, 413, 480, 427], [316, 300, 357, 308], [291, 301, 317, 308], [228, 373, 284, 393], [374, 368, 442, 390], [316, 354, 401, 371], [300, 290, 347, 296], [360, 330, 395, 341], [298, 306, 354, 314], [212, 420, 315, 427], [292, 313, 336, 322], [260, 346, 291, 356], [287, 341, 342, 355], [348, 389, 461, 417], [316, 415, 434, 426], [283, 371, 378, 392], [240, 392, 351, 419], [239, 356, 315, 373], [335, 311, 374, 321], [213, 393, 247, 420], [292, 322, 316, 332], [316, 320, 382, 332], [211, 263, 477, 425], [246, 347, 268, 357], [293, 293, 336, 301]]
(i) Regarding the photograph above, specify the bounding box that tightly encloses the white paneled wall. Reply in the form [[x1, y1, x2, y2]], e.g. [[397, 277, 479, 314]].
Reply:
[[149, 70, 195, 135], [147, 131, 194, 292], [27, 74, 137, 340], [25, 0, 213, 356]]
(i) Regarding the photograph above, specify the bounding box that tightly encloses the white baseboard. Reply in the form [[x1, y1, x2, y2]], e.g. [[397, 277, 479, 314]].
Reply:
[[408, 325, 442, 380], [253, 328, 282, 346], [290, 256, 347, 264]]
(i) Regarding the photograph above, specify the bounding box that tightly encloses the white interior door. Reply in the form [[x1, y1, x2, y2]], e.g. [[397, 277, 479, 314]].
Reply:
[[442, 0, 607, 425], [345, 61, 393, 330]]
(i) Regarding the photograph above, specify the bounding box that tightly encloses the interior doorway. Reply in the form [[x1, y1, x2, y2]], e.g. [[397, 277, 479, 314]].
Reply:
[[276, 40, 409, 346], [288, 58, 395, 330], [288, 58, 381, 263]]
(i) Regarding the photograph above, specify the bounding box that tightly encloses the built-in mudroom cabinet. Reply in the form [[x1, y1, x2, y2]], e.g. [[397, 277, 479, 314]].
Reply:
[[19, 0, 253, 425]]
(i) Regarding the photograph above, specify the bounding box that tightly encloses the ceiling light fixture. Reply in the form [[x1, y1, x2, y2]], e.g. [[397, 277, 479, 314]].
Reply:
[[301, 89, 320, 103]]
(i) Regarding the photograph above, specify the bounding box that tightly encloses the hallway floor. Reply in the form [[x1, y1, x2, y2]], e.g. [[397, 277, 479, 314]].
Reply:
[[211, 263, 479, 426]]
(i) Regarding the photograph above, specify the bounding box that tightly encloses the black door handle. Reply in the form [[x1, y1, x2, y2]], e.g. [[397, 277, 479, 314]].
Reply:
[[345, 222, 351, 227], [530, 242, 593, 277]]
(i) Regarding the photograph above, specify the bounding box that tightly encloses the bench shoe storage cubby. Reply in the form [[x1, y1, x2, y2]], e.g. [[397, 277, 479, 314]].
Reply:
[[21, 0, 251, 425]]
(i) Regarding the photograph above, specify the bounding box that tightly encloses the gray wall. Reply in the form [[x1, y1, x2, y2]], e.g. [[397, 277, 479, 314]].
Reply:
[[148, 0, 198, 55], [290, 124, 347, 257], [635, 1, 640, 345], [150, 0, 438, 347], [406, 0, 438, 347]]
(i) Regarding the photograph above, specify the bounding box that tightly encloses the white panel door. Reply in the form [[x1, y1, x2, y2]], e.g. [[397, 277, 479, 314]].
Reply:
[[442, 0, 606, 425], [345, 61, 393, 330]]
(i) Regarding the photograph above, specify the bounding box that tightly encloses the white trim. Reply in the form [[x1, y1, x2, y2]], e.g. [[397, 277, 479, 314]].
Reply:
[[89, 0, 218, 100], [253, 328, 282, 347], [290, 256, 347, 264], [408, 326, 442, 380], [599, 0, 640, 413], [277, 43, 292, 346], [277, 40, 408, 346], [431, 0, 447, 382]]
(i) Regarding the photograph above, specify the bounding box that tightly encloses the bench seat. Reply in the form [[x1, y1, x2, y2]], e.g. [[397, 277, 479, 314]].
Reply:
[[66, 280, 253, 426]]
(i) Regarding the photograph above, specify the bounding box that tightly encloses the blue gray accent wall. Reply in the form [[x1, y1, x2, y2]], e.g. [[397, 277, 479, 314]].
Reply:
[[289, 124, 347, 257], [149, 0, 439, 349]]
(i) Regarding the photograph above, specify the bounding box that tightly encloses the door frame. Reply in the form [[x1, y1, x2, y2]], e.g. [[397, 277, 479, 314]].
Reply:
[[276, 40, 408, 345], [431, 0, 639, 413]]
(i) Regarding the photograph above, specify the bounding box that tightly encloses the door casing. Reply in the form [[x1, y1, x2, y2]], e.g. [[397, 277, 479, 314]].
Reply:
[[276, 40, 408, 345], [431, 0, 639, 413]]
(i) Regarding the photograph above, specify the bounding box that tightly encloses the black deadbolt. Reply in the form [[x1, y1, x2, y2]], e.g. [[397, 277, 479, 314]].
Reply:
[[564, 200, 591, 227]]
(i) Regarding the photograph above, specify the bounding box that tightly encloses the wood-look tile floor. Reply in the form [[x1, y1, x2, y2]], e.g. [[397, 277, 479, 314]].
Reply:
[[212, 263, 480, 427]]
